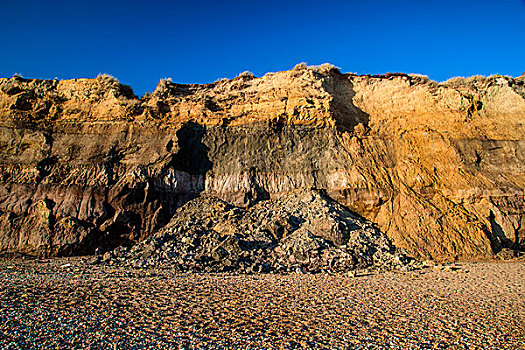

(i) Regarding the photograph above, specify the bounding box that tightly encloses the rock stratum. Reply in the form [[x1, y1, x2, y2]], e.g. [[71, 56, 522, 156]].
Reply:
[[0, 64, 524, 262]]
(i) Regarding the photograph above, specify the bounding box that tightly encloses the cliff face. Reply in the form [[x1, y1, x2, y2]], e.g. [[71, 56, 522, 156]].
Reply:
[[0, 65, 523, 259]]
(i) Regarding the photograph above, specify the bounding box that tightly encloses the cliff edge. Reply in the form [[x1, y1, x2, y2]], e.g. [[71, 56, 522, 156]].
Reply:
[[1, 64, 524, 260]]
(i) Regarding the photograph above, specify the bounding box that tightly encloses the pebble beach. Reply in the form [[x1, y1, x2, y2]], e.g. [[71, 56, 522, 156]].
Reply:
[[0, 258, 523, 349]]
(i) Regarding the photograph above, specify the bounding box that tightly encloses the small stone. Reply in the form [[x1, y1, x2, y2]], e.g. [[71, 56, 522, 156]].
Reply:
[[102, 252, 113, 262], [87, 256, 101, 265], [422, 260, 436, 267]]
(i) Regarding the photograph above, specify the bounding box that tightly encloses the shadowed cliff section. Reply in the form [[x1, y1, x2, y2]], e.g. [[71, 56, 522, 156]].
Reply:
[[0, 66, 524, 260], [171, 122, 212, 177]]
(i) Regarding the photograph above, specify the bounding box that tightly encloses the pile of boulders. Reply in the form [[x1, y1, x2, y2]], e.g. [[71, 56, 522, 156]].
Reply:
[[95, 190, 414, 273]]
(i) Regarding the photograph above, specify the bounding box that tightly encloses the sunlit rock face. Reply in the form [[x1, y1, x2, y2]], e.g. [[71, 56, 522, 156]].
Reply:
[[0, 66, 523, 259]]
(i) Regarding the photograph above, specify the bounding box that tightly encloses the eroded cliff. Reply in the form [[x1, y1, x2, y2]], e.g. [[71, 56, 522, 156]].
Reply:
[[0, 64, 523, 260]]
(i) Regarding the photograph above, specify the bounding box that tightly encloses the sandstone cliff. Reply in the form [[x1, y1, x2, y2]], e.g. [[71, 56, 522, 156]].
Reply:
[[0, 65, 523, 259]]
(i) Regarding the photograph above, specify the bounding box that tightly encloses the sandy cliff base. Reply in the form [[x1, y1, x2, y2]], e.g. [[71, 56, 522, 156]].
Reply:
[[0, 258, 523, 349]]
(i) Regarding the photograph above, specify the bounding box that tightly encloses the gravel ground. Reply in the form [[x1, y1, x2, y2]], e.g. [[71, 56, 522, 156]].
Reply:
[[0, 258, 523, 349]]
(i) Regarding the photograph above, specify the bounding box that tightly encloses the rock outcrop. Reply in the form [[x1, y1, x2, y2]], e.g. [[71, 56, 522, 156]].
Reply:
[[0, 66, 524, 260]]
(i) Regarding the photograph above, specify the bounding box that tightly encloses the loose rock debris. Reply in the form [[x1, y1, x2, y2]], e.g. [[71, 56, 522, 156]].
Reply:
[[97, 190, 413, 273]]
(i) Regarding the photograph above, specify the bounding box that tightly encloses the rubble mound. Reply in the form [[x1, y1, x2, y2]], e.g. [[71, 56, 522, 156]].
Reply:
[[101, 190, 412, 273]]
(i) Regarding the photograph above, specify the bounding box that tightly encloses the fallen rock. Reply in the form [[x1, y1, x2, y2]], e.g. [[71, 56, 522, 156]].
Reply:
[[109, 189, 413, 273]]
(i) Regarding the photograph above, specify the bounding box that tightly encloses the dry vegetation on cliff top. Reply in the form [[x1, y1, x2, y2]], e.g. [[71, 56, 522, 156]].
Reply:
[[2, 65, 524, 128]]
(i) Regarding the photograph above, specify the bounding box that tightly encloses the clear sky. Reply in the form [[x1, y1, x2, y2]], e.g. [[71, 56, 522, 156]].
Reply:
[[1, 0, 524, 96]]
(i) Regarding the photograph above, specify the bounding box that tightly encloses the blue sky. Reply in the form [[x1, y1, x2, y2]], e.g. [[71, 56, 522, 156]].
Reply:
[[1, 0, 524, 96]]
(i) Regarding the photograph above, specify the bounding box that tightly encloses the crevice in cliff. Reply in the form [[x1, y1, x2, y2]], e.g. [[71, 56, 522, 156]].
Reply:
[[36, 156, 58, 183], [474, 150, 482, 167], [515, 220, 523, 251], [243, 167, 270, 207], [465, 95, 483, 120], [323, 72, 370, 133], [170, 122, 212, 176], [103, 146, 124, 186], [488, 210, 513, 253]]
